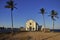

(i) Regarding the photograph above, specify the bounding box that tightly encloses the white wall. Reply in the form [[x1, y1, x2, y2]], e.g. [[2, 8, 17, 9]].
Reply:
[[26, 20, 38, 31]]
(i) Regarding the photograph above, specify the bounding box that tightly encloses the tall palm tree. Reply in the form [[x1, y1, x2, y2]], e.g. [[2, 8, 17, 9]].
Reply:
[[50, 10, 58, 31], [5, 0, 17, 34], [40, 8, 46, 32]]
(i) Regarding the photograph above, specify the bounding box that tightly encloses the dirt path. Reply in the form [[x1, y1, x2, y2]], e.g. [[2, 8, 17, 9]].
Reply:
[[0, 32, 60, 40], [13, 32, 60, 40]]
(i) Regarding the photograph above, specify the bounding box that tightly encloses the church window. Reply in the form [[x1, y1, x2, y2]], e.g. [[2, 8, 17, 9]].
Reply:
[[30, 23, 32, 25]]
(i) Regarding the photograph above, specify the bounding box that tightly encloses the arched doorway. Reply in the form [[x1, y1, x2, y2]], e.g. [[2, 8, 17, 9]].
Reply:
[[29, 27, 32, 31]]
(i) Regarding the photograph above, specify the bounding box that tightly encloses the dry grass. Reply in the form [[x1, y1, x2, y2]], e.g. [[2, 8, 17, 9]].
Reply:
[[0, 32, 60, 40]]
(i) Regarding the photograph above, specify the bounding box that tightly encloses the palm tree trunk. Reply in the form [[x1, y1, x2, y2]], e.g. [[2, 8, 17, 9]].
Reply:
[[42, 15, 46, 32], [11, 9, 13, 35], [52, 20, 54, 31]]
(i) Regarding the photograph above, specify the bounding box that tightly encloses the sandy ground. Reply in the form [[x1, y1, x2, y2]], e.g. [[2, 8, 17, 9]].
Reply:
[[0, 32, 60, 40]]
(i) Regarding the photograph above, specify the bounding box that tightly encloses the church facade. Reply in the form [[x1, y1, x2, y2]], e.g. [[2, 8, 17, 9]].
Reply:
[[26, 20, 39, 31]]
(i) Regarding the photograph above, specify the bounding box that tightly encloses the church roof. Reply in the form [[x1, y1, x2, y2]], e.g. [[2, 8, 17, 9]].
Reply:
[[26, 19, 36, 23]]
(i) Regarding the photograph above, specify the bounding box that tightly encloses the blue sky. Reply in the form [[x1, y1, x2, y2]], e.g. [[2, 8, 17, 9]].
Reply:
[[0, 0, 60, 29]]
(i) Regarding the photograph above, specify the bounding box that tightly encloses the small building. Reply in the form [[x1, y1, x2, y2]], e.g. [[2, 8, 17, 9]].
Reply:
[[26, 20, 39, 31], [41, 26, 50, 32], [20, 27, 26, 31]]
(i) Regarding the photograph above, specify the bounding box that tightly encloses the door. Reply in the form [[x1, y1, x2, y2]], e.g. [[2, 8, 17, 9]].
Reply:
[[29, 27, 32, 31]]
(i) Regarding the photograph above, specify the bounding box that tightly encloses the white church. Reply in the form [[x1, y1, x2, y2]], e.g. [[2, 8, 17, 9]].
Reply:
[[25, 19, 50, 32], [26, 20, 39, 31]]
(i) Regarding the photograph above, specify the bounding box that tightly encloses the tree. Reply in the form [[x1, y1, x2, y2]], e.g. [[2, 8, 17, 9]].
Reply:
[[5, 0, 17, 34], [40, 8, 46, 32], [49, 10, 58, 31]]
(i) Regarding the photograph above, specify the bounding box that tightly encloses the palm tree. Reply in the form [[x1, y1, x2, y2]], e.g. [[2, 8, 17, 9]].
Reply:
[[40, 8, 46, 32], [50, 10, 58, 31], [5, 0, 17, 34]]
